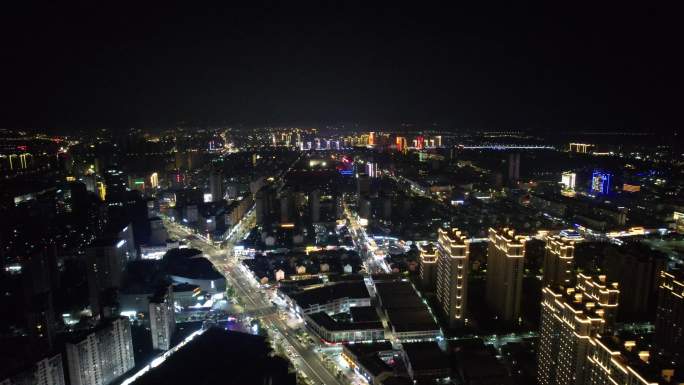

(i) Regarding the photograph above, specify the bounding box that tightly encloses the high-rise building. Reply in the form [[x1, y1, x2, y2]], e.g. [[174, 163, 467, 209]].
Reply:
[[103, 166, 127, 203], [603, 244, 667, 319], [585, 333, 682, 385], [395, 137, 408, 153], [591, 170, 612, 195], [208, 169, 223, 202], [507, 153, 520, 182], [418, 243, 438, 292], [0, 353, 65, 385], [366, 162, 378, 178], [149, 285, 175, 351], [542, 234, 577, 287], [654, 271, 684, 357], [86, 237, 128, 317], [436, 228, 471, 326], [537, 274, 619, 385], [356, 174, 370, 196], [486, 228, 528, 322], [65, 317, 135, 385], [255, 186, 275, 226], [279, 188, 295, 224], [149, 172, 159, 189], [309, 189, 320, 223], [560, 171, 576, 190]]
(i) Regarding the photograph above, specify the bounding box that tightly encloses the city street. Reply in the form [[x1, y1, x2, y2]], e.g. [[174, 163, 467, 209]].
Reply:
[[164, 211, 350, 385]]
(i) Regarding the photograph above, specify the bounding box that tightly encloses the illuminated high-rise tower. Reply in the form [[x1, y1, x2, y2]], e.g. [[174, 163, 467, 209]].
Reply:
[[542, 234, 577, 287], [436, 228, 471, 326], [486, 228, 528, 322], [654, 271, 684, 357], [418, 243, 438, 292], [537, 274, 619, 385]]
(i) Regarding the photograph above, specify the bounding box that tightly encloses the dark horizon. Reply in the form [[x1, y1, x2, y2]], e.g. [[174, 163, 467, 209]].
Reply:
[[1, 2, 681, 132]]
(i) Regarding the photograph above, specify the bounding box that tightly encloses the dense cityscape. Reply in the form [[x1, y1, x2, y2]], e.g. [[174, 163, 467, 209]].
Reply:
[[1, 3, 682, 385], [1, 126, 683, 385]]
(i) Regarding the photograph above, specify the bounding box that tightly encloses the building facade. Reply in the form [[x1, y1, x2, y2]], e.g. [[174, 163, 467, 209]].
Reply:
[[655, 271, 684, 357], [66, 317, 135, 385], [0, 353, 65, 385], [537, 274, 619, 385], [436, 228, 470, 326], [149, 285, 176, 351], [542, 234, 576, 288], [418, 243, 438, 292], [486, 228, 528, 322]]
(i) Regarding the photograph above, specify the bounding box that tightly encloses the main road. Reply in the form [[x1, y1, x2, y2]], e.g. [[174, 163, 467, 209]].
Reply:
[[164, 211, 349, 385]]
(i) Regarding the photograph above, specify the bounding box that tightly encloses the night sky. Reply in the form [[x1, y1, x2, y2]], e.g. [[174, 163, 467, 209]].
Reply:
[[1, 2, 681, 131]]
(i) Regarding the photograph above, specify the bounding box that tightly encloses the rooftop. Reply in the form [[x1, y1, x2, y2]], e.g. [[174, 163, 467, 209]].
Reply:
[[290, 281, 369, 309], [131, 328, 294, 385]]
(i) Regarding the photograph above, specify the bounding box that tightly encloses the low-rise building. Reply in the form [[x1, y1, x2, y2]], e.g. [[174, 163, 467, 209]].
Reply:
[[304, 312, 384, 343], [287, 281, 371, 315]]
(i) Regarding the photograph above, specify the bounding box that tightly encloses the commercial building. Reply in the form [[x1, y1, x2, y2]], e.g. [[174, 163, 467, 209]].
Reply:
[[590, 170, 612, 195], [149, 285, 175, 351], [654, 271, 684, 357], [418, 243, 437, 292], [287, 281, 371, 316], [486, 228, 528, 322], [537, 274, 619, 385], [375, 280, 441, 342], [542, 234, 576, 287], [0, 353, 65, 385], [401, 342, 451, 382], [303, 310, 384, 343], [167, 257, 226, 294], [341, 343, 395, 385], [560, 171, 576, 190], [436, 228, 470, 326], [66, 317, 135, 385]]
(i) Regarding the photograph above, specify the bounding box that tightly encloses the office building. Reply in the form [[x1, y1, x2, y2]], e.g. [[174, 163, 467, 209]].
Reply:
[[65, 317, 135, 385], [0, 353, 65, 385], [436, 228, 470, 326], [149, 285, 175, 351], [542, 234, 576, 287], [418, 243, 438, 292], [537, 274, 619, 385], [486, 228, 528, 322], [654, 271, 684, 357]]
